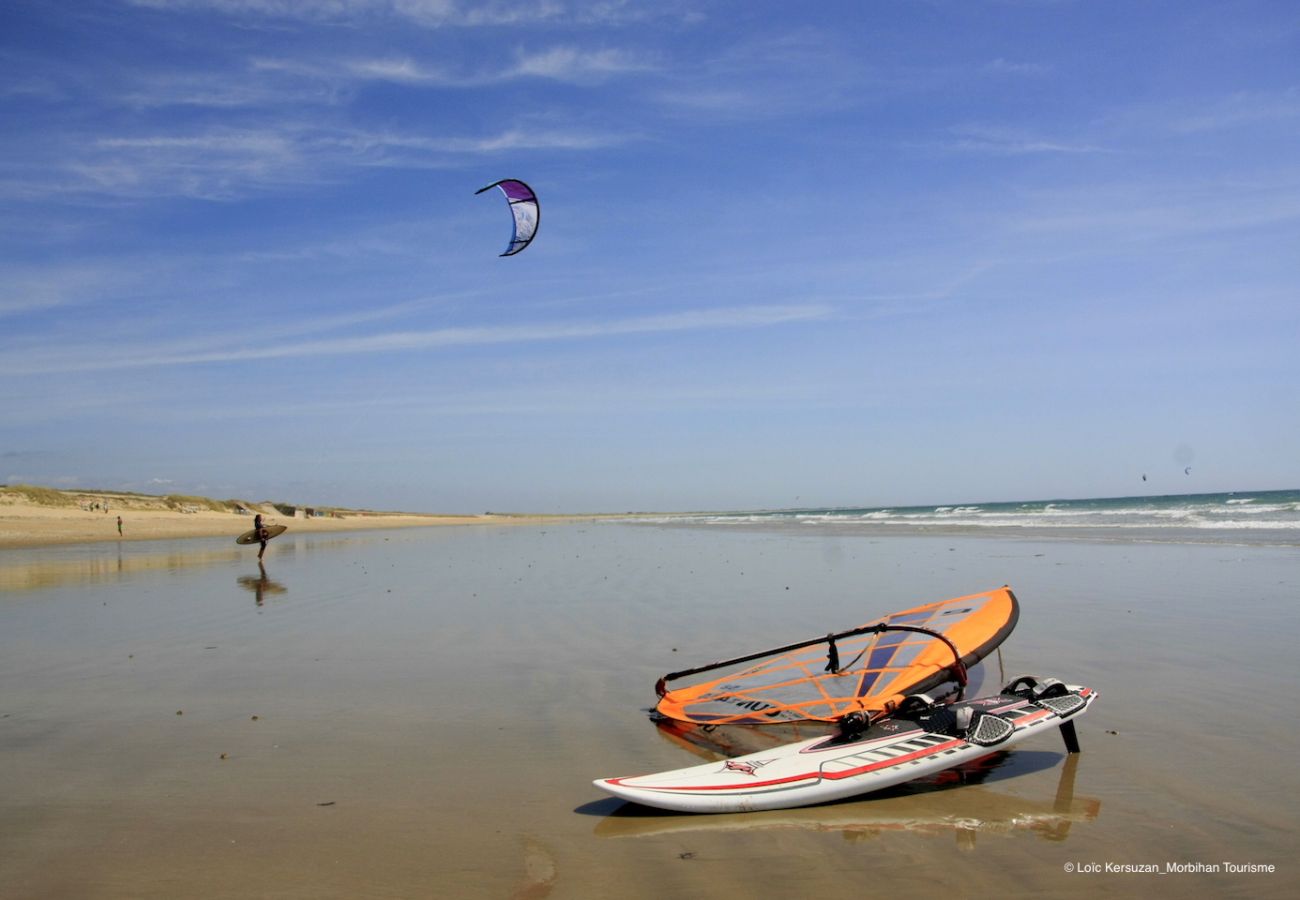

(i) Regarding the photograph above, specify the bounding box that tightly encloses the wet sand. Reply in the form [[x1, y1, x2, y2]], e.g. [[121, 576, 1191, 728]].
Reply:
[[1, 523, 1296, 898]]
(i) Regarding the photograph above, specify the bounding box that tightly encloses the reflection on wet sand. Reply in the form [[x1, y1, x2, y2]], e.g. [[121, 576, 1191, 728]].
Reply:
[[0, 532, 386, 593], [236, 563, 288, 606], [590, 752, 1099, 847], [0, 546, 244, 592]]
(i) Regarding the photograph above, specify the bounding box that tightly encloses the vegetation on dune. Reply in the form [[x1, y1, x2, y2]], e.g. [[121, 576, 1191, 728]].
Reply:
[[3, 484, 256, 512], [163, 494, 234, 512], [1, 484, 412, 518], [0, 484, 80, 507]]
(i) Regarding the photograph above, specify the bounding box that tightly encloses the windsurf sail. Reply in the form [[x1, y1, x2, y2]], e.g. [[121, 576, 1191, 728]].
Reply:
[[654, 586, 1019, 725], [476, 178, 539, 256]]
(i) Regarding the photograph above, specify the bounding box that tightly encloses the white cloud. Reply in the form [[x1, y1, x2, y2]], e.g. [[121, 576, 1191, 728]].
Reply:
[[1, 77, 66, 102], [1007, 176, 1300, 242], [0, 266, 136, 318], [125, 0, 662, 28], [343, 57, 451, 84], [0, 304, 831, 375], [128, 0, 474, 23], [507, 46, 654, 82], [936, 124, 1111, 156], [1164, 88, 1300, 135], [648, 28, 868, 121], [2, 119, 627, 202], [279, 46, 654, 88], [116, 72, 335, 111], [982, 58, 1049, 76]]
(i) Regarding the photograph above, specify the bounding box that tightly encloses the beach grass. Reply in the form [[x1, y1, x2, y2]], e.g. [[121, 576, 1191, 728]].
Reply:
[[0, 484, 80, 507], [0, 483, 618, 549], [161, 494, 237, 512]]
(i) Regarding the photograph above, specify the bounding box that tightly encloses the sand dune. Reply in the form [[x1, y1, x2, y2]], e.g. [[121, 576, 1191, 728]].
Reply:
[[0, 486, 568, 549]]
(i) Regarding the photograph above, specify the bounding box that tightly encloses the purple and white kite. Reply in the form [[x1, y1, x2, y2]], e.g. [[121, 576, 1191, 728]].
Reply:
[[475, 179, 539, 257]]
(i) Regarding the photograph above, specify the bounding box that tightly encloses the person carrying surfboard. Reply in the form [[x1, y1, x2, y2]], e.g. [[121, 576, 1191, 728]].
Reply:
[[235, 518, 286, 552], [253, 513, 269, 560]]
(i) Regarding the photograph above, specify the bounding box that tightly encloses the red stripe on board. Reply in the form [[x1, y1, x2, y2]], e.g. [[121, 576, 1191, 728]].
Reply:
[[606, 737, 968, 793]]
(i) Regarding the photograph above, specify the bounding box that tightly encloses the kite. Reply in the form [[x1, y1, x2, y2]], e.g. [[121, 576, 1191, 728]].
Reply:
[[476, 179, 539, 256]]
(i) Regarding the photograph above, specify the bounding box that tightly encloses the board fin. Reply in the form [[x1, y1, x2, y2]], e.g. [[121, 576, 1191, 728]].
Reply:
[[1059, 719, 1081, 753]]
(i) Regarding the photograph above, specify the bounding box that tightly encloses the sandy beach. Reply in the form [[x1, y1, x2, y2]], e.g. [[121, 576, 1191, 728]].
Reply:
[[0, 486, 597, 550], [2, 510, 1297, 898]]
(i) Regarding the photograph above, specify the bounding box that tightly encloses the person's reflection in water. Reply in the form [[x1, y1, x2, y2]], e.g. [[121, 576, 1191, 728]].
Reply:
[[236, 561, 287, 607]]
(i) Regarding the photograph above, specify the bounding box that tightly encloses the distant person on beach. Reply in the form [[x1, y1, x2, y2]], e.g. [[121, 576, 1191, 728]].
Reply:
[[117, 515, 122, 536], [254, 513, 269, 560]]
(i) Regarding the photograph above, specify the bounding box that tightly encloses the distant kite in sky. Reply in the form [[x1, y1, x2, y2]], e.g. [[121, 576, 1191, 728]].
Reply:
[[476, 179, 539, 256]]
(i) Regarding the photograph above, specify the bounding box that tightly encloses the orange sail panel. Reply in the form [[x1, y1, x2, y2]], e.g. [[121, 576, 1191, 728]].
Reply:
[[655, 586, 1019, 725]]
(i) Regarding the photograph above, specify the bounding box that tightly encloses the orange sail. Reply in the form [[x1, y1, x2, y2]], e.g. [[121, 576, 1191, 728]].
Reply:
[[655, 586, 1019, 725]]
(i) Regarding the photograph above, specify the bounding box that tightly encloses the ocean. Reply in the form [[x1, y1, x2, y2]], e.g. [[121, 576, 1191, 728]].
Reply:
[[642, 488, 1300, 543]]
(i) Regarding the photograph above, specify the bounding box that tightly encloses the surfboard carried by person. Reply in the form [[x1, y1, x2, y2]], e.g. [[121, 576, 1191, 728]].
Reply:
[[236, 514, 286, 559]]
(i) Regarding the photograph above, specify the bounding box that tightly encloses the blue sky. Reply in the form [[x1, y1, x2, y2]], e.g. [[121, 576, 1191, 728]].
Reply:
[[2, 0, 1298, 513]]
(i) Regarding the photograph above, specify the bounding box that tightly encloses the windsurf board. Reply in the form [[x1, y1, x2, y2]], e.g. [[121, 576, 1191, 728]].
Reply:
[[597, 678, 1096, 814]]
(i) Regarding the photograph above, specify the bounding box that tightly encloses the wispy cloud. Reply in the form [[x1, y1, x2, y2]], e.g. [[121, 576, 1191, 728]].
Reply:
[[1163, 87, 1300, 135], [343, 46, 654, 86], [508, 46, 654, 82], [127, 0, 543, 26], [1, 76, 66, 102], [6, 371, 835, 430], [65, 377, 831, 425], [115, 71, 338, 111], [938, 124, 1111, 156], [329, 125, 628, 156], [650, 28, 867, 120], [1006, 174, 1300, 242], [65, 130, 311, 200], [0, 304, 831, 376], [338, 57, 456, 85], [0, 266, 140, 318], [982, 58, 1049, 76], [253, 44, 654, 91], [126, 0, 680, 28], [3, 119, 628, 202]]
